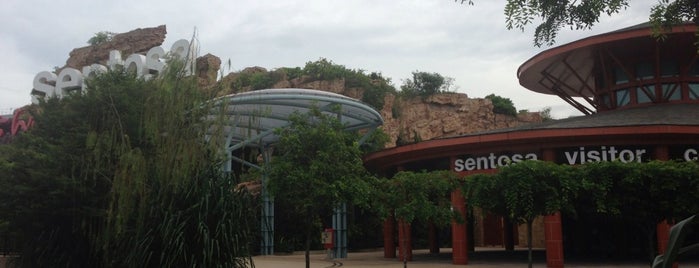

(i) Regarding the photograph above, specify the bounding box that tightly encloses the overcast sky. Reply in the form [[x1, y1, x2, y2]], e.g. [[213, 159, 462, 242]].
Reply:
[[1, 0, 657, 118]]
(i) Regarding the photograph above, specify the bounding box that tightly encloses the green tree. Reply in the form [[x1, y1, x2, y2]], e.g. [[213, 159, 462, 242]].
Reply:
[[266, 106, 375, 268], [577, 161, 699, 262], [376, 170, 459, 267], [400, 71, 454, 98], [485, 93, 517, 116], [458, 1, 699, 47], [88, 31, 115, 45], [539, 106, 553, 121], [0, 63, 257, 267], [466, 160, 576, 268]]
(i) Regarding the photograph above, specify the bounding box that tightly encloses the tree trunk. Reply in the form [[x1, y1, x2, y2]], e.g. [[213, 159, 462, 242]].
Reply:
[[305, 226, 311, 268], [527, 219, 533, 268], [401, 220, 408, 268], [504, 217, 515, 251]]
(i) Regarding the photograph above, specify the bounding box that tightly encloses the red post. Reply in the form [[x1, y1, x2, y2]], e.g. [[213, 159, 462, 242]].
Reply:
[[451, 189, 468, 265], [544, 212, 564, 268], [397, 220, 412, 261], [383, 216, 396, 258], [657, 221, 671, 254]]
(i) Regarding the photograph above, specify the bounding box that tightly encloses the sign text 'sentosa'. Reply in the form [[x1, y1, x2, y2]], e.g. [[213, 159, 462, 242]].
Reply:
[[31, 39, 198, 104]]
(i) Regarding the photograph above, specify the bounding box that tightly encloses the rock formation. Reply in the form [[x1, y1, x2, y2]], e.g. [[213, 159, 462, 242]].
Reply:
[[61, 25, 542, 149], [64, 25, 167, 69]]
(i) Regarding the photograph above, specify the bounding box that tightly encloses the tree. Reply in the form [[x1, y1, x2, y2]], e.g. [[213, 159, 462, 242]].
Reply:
[[458, 1, 699, 47], [577, 160, 699, 262], [87, 31, 115, 45], [376, 170, 460, 268], [0, 63, 257, 267], [465, 160, 577, 268], [266, 106, 375, 268], [400, 71, 455, 97], [485, 93, 517, 116]]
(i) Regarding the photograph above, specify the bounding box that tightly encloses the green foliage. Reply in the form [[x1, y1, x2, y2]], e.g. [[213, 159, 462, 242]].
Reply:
[[501, 0, 629, 47], [359, 127, 390, 153], [266, 105, 375, 257], [0, 63, 256, 267], [400, 71, 455, 98], [461, 1, 699, 47], [376, 170, 460, 225], [465, 160, 576, 268], [539, 106, 553, 121], [303, 58, 395, 110], [302, 58, 349, 81], [88, 31, 115, 45], [650, 1, 699, 40], [277, 67, 303, 80], [231, 71, 283, 91], [485, 93, 517, 116], [464, 160, 699, 264]]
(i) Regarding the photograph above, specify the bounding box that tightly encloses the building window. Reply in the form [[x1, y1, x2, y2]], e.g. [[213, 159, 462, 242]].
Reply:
[[662, 84, 681, 101], [616, 89, 630, 107], [614, 66, 628, 84], [637, 87, 654, 104], [660, 60, 678, 77], [599, 94, 611, 108], [690, 83, 699, 100], [691, 63, 699, 77], [636, 62, 654, 80]]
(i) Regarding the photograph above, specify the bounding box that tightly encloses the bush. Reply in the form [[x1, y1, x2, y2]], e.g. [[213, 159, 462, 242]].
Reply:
[[485, 94, 517, 116]]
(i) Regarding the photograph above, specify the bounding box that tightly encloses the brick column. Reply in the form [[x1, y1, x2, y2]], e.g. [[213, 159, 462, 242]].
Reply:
[[654, 146, 673, 260], [398, 220, 412, 262], [544, 212, 564, 268], [542, 149, 564, 268], [657, 221, 671, 254], [451, 189, 468, 265], [383, 216, 396, 258]]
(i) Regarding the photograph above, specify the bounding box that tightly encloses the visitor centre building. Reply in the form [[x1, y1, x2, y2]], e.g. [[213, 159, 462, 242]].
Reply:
[[363, 22, 699, 267]]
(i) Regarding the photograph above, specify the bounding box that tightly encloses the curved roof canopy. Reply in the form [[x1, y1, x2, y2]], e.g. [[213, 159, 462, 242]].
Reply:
[[206, 88, 384, 153], [518, 23, 698, 115]]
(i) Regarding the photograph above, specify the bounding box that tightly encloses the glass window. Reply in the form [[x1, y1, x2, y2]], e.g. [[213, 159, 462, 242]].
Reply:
[[616, 89, 630, 107], [689, 83, 699, 100], [636, 62, 654, 80], [614, 66, 628, 84], [660, 60, 678, 77], [691, 63, 699, 76], [636, 87, 654, 104], [662, 84, 681, 101], [599, 94, 611, 108], [595, 73, 606, 89]]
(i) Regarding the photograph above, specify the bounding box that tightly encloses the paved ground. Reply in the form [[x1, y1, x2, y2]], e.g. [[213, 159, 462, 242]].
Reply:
[[252, 248, 697, 268]]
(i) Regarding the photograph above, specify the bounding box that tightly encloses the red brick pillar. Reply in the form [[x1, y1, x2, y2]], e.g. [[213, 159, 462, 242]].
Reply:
[[544, 212, 564, 268], [654, 145, 673, 265], [657, 221, 671, 254], [451, 189, 468, 265], [383, 216, 396, 258], [541, 149, 564, 267], [398, 220, 412, 262]]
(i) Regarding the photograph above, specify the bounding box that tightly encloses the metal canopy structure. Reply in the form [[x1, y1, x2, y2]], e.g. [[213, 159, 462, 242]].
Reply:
[[206, 88, 383, 257], [517, 22, 698, 115]]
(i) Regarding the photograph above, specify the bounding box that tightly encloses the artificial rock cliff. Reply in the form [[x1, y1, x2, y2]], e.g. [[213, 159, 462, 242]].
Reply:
[[62, 25, 542, 148]]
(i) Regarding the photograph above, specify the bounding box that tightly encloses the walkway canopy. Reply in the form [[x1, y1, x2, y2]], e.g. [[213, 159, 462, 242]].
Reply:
[[206, 88, 384, 162], [205, 88, 383, 256]]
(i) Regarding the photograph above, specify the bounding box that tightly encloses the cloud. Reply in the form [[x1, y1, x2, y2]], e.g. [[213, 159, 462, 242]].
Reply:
[[0, 0, 660, 118]]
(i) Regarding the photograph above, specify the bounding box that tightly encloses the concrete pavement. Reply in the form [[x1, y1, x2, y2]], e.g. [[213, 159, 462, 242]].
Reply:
[[251, 248, 677, 268]]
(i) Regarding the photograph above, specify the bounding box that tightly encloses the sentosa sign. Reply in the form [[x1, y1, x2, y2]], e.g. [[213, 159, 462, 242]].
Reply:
[[31, 39, 198, 104]]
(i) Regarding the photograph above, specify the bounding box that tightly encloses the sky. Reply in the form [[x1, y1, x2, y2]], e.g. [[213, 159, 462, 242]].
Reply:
[[0, 0, 658, 118]]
